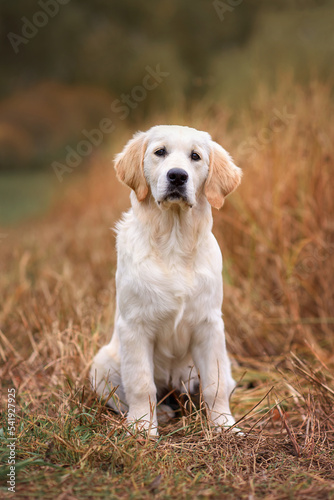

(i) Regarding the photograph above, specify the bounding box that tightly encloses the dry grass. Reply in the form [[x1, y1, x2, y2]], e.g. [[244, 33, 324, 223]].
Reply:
[[0, 80, 334, 499]]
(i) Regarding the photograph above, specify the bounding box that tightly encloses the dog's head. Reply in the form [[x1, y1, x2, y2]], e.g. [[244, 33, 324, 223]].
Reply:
[[114, 125, 242, 210]]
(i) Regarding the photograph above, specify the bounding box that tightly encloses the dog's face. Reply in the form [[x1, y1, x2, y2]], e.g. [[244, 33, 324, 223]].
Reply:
[[144, 126, 211, 209], [115, 125, 242, 210]]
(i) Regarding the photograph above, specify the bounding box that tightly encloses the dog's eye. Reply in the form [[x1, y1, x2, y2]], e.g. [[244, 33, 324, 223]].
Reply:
[[191, 151, 201, 161], [154, 147, 167, 157]]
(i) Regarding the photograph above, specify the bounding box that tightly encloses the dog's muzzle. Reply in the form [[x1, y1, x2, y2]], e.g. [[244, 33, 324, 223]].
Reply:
[[165, 168, 188, 201]]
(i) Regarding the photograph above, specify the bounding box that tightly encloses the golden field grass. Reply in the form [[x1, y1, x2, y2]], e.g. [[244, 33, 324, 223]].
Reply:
[[0, 80, 334, 499]]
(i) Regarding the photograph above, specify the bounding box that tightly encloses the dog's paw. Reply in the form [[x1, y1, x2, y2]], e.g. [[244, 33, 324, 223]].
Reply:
[[157, 404, 175, 423], [210, 413, 244, 435], [126, 417, 159, 439], [212, 423, 244, 435]]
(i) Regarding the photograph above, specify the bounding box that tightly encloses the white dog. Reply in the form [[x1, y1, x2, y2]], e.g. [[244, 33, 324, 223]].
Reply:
[[90, 125, 242, 436]]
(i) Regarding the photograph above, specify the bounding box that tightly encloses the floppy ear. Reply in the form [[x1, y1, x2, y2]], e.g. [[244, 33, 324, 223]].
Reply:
[[114, 131, 148, 202], [204, 141, 242, 210]]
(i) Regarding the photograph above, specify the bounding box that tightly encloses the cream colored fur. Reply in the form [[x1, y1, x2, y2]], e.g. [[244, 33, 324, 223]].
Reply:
[[90, 125, 242, 436]]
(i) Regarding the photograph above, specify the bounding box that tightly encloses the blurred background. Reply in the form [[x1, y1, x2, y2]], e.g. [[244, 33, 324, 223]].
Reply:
[[0, 2, 334, 463], [0, 0, 333, 224]]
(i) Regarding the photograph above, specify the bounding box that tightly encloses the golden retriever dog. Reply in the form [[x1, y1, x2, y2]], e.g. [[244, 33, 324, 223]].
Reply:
[[90, 125, 242, 436]]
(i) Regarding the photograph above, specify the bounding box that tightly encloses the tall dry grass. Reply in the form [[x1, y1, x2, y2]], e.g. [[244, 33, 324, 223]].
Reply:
[[0, 80, 333, 498]]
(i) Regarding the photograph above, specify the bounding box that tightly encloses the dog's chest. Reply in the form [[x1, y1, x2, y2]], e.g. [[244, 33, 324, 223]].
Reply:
[[143, 256, 199, 318], [116, 211, 222, 333], [118, 247, 209, 324]]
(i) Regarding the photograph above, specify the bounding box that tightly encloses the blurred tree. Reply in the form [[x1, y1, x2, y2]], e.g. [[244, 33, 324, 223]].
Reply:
[[0, 0, 257, 99], [5, 0, 331, 172]]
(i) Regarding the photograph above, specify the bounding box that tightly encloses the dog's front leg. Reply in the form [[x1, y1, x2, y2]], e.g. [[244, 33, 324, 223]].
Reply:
[[192, 318, 236, 430], [120, 325, 158, 437]]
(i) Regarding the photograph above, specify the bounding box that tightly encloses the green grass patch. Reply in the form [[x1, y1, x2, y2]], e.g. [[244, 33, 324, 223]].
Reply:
[[0, 172, 59, 226]]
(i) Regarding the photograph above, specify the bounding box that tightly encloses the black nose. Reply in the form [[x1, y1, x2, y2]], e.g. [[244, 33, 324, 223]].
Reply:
[[167, 168, 188, 186]]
